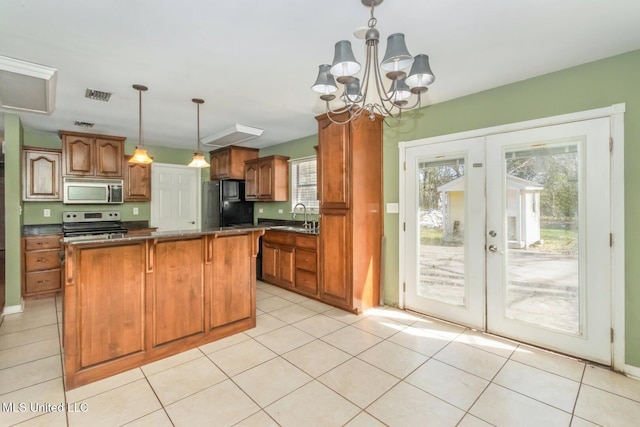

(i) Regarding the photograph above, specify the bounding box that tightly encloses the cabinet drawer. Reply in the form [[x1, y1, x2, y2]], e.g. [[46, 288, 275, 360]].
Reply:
[[25, 250, 61, 272], [25, 270, 61, 293], [295, 269, 317, 294], [295, 249, 316, 272], [25, 235, 61, 251], [295, 234, 317, 250], [263, 230, 295, 246]]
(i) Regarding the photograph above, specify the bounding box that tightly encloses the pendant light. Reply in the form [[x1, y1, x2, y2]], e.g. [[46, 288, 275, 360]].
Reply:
[[187, 98, 210, 168], [129, 84, 153, 164]]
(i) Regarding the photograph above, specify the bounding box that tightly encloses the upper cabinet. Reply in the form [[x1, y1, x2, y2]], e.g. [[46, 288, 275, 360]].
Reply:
[[22, 147, 62, 201], [244, 155, 289, 201], [60, 131, 125, 178], [123, 155, 151, 201], [209, 146, 259, 180]]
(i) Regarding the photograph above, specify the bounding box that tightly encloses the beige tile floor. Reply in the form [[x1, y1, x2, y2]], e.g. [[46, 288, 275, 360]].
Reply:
[[1, 281, 640, 426]]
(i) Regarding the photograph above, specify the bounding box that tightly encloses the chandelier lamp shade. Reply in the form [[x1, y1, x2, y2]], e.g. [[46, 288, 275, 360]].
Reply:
[[187, 98, 210, 168], [312, 0, 435, 124], [129, 84, 153, 164]]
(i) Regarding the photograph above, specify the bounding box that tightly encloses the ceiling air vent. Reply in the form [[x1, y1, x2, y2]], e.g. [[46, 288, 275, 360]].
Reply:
[[84, 88, 112, 102], [202, 124, 264, 147], [74, 120, 95, 128]]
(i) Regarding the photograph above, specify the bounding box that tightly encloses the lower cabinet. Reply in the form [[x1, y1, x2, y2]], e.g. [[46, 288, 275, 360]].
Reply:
[[22, 234, 63, 297], [63, 230, 263, 389], [262, 230, 318, 297]]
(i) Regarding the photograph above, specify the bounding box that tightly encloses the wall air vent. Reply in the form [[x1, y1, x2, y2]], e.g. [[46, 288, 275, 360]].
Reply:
[[74, 121, 95, 128], [84, 88, 112, 102], [202, 124, 264, 147]]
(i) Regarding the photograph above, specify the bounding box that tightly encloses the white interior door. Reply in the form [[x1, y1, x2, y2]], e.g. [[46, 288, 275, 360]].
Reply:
[[151, 163, 201, 231], [404, 137, 485, 329], [486, 118, 611, 364]]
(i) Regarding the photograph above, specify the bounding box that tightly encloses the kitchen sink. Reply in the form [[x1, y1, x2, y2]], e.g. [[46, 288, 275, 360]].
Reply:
[[269, 225, 319, 234]]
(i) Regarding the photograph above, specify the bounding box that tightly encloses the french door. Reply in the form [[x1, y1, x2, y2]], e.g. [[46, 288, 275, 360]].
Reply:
[[403, 117, 612, 364]]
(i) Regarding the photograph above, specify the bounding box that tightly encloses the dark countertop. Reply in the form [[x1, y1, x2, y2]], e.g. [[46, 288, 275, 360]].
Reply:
[[62, 225, 270, 245], [22, 224, 64, 236]]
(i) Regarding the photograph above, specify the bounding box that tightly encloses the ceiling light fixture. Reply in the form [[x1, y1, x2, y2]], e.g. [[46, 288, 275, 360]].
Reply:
[[129, 84, 153, 164], [187, 98, 210, 168], [312, 0, 435, 124]]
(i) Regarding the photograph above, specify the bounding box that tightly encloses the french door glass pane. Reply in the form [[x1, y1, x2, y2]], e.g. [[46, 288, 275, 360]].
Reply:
[[418, 158, 466, 306], [503, 143, 580, 334]]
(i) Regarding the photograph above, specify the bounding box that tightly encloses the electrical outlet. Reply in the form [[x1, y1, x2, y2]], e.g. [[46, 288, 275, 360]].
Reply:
[[278, 209, 283, 214], [133, 207, 139, 215], [44, 209, 51, 217], [258, 208, 264, 213]]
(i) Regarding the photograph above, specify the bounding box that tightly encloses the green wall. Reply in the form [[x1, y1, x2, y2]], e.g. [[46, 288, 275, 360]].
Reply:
[[381, 49, 640, 367], [255, 134, 319, 222], [20, 130, 204, 225], [4, 114, 24, 307], [254, 49, 640, 368]]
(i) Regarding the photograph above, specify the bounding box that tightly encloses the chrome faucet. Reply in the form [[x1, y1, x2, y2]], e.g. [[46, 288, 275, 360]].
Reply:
[[293, 203, 309, 229]]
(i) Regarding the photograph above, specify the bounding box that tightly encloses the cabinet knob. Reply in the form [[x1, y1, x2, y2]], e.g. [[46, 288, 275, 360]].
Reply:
[[36, 280, 50, 284], [36, 258, 47, 262]]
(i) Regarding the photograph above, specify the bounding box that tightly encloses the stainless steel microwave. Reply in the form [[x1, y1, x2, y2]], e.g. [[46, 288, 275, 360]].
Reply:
[[63, 178, 124, 204]]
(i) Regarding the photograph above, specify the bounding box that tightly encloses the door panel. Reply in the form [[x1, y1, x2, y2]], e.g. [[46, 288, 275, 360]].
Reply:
[[486, 118, 611, 364], [151, 164, 200, 231], [404, 138, 485, 328]]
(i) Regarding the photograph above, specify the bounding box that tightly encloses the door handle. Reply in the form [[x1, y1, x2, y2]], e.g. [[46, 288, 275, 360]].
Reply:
[[190, 221, 196, 224], [488, 230, 497, 237], [488, 245, 498, 252]]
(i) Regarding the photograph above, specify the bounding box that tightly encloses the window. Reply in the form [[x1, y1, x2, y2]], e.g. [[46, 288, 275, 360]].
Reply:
[[290, 156, 319, 213]]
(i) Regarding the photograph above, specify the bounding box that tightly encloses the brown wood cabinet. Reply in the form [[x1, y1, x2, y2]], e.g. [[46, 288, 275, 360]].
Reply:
[[244, 155, 290, 201], [262, 230, 295, 288], [22, 234, 63, 297], [209, 146, 258, 180], [22, 147, 62, 201], [294, 233, 318, 296], [124, 155, 151, 201], [63, 229, 263, 389], [316, 112, 383, 313], [61, 131, 125, 178], [262, 230, 318, 297]]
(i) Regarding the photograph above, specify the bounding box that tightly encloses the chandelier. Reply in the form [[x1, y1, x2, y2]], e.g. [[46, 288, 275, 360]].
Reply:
[[312, 0, 435, 124]]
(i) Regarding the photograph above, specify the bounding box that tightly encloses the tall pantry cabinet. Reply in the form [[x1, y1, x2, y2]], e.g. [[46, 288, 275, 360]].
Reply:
[[316, 112, 383, 313]]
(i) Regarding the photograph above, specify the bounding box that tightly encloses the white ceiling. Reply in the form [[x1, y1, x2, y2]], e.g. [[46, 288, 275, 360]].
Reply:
[[1, 0, 639, 151]]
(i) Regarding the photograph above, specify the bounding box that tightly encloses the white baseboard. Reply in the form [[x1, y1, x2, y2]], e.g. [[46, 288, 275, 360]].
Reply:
[[2, 300, 25, 316], [624, 364, 640, 380]]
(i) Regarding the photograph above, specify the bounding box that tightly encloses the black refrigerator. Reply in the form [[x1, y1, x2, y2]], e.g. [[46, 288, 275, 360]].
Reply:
[[202, 180, 254, 227]]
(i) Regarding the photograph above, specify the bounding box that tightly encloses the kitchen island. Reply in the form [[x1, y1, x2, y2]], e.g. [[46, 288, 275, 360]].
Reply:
[[62, 226, 266, 389]]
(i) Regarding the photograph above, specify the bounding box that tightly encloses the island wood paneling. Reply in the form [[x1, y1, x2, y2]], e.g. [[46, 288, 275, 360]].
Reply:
[[77, 242, 145, 368], [63, 229, 263, 389], [153, 238, 204, 346], [210, 234, 253, 328]]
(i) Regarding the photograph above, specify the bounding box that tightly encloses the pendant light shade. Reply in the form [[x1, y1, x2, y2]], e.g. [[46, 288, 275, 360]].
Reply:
[[129, 84, 153, 164], [188, 98, 210, 168]]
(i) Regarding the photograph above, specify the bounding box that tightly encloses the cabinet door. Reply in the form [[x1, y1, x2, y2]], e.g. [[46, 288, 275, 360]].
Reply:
[[278, 246, 295, 288], [318, 119, 350, 209], [257, 160, 273, 199], [262, 243, 278, 283], [217, 149, 230, 178], [245, 162, 259, 200], [23, 149, 62, 200], [124, 156, 151, 201], [209, 152, 220, 179], [295, 248, 317, 296], [319, 209, 351, 308], [63, 135, 94, 176], [95, 138, 123, 178]]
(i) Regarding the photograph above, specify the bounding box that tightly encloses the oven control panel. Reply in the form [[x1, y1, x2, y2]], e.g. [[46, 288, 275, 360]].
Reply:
[[63, 211, 121, 223]]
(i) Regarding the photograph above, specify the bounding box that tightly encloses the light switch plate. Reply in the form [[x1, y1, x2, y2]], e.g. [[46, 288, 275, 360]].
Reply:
[[43, 209, 51, 217], [258, 208, 264, 213], [386, 203, 399, 213], [278, 209, 283, 214], [133, 207, 139, 215]]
